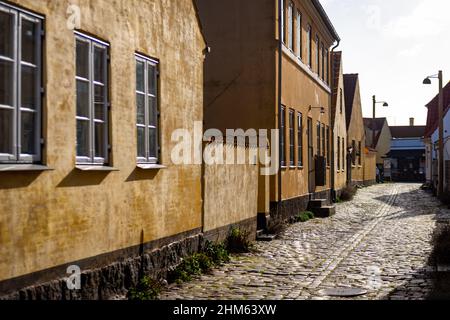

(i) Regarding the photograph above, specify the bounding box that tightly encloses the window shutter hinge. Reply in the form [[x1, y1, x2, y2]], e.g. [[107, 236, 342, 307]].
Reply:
[[107, 102, 111, 110], [41, 29, 45, 37], [41, 87, 45, 95], [108, 144, 112, 150], [40, 138, 45, 145]]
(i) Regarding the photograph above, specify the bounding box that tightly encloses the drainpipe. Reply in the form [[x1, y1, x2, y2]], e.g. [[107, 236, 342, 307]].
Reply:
[[277, 0, 283, 208], [330, 40, 340, 202]]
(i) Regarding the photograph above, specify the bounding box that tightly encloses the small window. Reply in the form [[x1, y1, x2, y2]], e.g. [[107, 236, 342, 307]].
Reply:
[[325, 48, 329, 84], [326, 126, 330, 166], [342, 138, 345, 170], [281, 0, 286, 44], [321, 42, 325, 80], [352, 140, 356, 165], [136, 54, 159, 164], [281, 106, 286, 167], [358, 141, 362, 165], [306, 25, 312, 67], [297, 112, 303, 167], [322, 124, 326, 157], [339, 88, 343, 114], [296, 11, 302, 59], [0, 3, 43, 164], [289, 109, 294, 166], [316, 121, 321, 156], [315, 35, 320, 75], [287, 2, 294, 50], [75, 33, 109, 165], [337, 137, 341, 171]]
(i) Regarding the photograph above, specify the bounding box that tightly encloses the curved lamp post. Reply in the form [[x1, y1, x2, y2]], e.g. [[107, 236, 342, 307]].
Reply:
[[372, 96, 389, 148], [423, 71, 444, 196]]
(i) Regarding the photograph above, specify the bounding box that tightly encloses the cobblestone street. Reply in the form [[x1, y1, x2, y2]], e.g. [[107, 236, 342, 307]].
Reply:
[[161, 183, 450, 300]]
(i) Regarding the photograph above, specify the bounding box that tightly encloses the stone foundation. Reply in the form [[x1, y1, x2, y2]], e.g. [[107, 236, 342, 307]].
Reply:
[[270, 189, 332, 221], [0, 232, 203, 300]]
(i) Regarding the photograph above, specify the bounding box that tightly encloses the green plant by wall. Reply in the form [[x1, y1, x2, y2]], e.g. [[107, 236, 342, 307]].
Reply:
[[226, 227, 253, 253], [168, 253, 214, 284], [127, 276, 162, 301], [204, 241, 230, 265], [294, 211, 315, 223]]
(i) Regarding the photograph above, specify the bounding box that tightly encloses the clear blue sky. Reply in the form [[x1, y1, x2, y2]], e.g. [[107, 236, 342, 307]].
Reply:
[[320, 0, 450, 126]]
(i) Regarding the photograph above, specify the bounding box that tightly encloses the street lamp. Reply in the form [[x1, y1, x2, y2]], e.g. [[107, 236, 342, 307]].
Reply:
[[423, 71, 444, 196], [372, 95, 389, 148]]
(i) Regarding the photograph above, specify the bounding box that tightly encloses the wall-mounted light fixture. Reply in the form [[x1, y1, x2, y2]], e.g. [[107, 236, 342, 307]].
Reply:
[[309, 105, 325, 114]]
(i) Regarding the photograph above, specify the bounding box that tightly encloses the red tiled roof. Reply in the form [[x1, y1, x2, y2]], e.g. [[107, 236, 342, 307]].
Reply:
[[343, 74, 358, 129], [424, 81, 450, 138], [390, 126, 426, 139]]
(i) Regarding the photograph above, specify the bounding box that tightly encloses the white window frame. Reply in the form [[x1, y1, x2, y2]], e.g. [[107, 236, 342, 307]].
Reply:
[[0, 3, 43, 164], [296, 10, 302, 59], [289, 109, 295, 167], [287, 1, 294, 51], [75, 32, 109, 165], [135, 53, 160, 164], [297, 112, 303, 167]]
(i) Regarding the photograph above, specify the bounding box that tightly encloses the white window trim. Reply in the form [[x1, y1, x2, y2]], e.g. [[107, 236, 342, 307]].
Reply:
[[0, 3, 43, 164], [75, 33, 110, 166], [135, 54, 160, 165]]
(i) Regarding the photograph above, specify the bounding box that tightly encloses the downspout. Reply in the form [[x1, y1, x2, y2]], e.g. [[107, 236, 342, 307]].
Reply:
[[277, 0, 283, 208], [330, 39, 340, 202]]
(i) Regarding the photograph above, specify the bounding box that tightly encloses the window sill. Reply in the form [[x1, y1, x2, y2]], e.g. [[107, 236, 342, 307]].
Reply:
[[0, 164, 54, 172], [137, 164, 167, 170], [76, 165, 119, 172]]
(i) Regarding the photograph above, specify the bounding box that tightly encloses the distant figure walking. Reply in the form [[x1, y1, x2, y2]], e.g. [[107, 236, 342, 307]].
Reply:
[[376, 167, 380, 183]]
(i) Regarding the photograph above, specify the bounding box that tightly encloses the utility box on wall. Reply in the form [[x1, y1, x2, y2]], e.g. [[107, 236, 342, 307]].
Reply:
[[315, 156, 327, 187]]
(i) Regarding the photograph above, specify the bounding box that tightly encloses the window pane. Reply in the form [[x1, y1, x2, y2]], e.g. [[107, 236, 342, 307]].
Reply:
[[76, 119, 89, 157], [76, 80, 89, 118], [136, 93, 145, 125], [149, 127, 157, 158], [94, 46, 105, 83], [94, 84, 105, 120], [136, 60, 144, 93], [21, 65, 38, 110], [94, 122, 105, 158], [148, 96, 157, 127], [148, 64, 157, 95], [137, 126, 145, 158], [21, 18, 37, 64], [76, 40, 89, 79], [0, 11, 14, 58], [20, 111, 35, 154], [0, 108, 13, 154], [0, 60, 13, 106]]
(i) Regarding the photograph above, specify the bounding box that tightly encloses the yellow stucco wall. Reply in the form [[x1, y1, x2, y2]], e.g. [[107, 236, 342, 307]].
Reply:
[[0, 0, 205, 282], [279, 0, 334, 200], [364, 149, 377, 182], [203, 144, 259, 233], [332, 55, 347, 191], [347, 77, 366, 183]]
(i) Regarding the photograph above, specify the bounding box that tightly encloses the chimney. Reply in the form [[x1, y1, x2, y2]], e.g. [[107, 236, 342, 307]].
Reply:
[[409, 118, 415, 126]]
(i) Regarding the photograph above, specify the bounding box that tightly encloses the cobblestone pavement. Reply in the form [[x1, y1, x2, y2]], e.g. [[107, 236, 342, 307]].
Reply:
[[160, 183, 450, 300]]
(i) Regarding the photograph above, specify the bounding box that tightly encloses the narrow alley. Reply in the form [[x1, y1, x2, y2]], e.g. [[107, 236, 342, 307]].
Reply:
[[161, 184, 450, 300]]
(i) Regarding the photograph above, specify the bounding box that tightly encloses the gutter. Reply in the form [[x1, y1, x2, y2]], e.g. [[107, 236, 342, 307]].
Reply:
[[278, 0, 283, 205], [311, 0, 341, 42], [329, 39, 340, 201]]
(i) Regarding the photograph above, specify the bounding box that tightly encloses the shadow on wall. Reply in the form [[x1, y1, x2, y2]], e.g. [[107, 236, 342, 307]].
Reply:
[[0, 172, 43, 190], [57, 169, 110, 188], [125, 168, 160, 182]]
